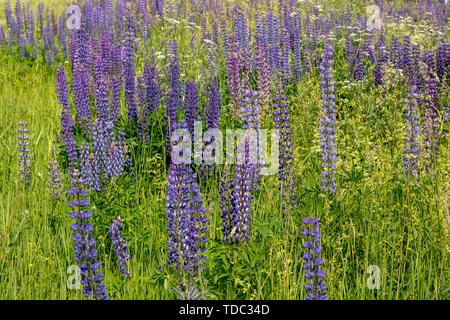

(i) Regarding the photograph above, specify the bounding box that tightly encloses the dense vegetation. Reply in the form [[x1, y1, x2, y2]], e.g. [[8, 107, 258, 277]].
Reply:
[[0, 0, 448, 300]]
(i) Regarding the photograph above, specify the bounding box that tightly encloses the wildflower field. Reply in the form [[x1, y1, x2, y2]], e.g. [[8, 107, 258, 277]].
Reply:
[[0, 0, 448, 301]]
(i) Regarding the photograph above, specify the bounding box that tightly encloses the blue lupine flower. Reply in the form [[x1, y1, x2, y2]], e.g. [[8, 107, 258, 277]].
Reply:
[[220, 137, 252, 244], [166, 161, 208, 276], [109, 216, 131, 277], [273, 93, 297, 211], [57, 65, 78, 176], [68, 170, 108, 300], [302, 217, 327, 300]]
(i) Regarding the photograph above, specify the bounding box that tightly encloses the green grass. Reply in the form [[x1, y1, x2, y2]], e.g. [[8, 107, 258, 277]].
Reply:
[[0, 0, 448, 300]]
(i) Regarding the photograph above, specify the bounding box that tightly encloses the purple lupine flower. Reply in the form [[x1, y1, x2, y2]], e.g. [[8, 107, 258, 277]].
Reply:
[[18, 35, 28, 58], [47, 159, 61, 199], [230, 136, 252, 244], [165, 162, 208, 275], [363, 34, 374, 63], [123, 11, 137, 123], [0, 25, 6, 46], [115, 0, 125, 38], [36, 2, 43, 41], [94, 58, 111, 124], [273, 93, 297, 212], [423, 75, 439, 173], [109, 216, 131, 277], [72, 64, 91, 135], [155, 0, 164, 18], [91, 119, 110, 192], [212, 20, 219, 45], [373, 41, 386, 86], [389, 37, 401, 69], [239, 48, 251, 110], [5, 1, 13, 28], [233, 12, 248, 50], [8, 16, 17, 49], [354, 49, 365, 81], [201, 80, 222, 173], [84, 0, 94, 34], [318, 45, 337, 194], [256, 43, 270, 113], [108, 77, 121, 125], [68, 170, 108, 300], [403, 88, 421, 177], [185, 81, 199, 136], [227, 35, 241, 117], [18, 121, 31, 184], [435, 43, 447, 85], [143, 56, 161, 116], [107, 131, 127, 179], [14, 0, 23, 39], [423, 50, 436, 75], [104, 0, 114, 31], [402, 35, 413, 82], [57, 65, 78, 175], [166, 40, 182, 154], [220, 20, 228, 57], [58, 12, 67, 58], [240, 87, 261, 180], [302, 217, 327, 300], [303, 47, 313, 75], [292, 29, 302, 81], [345, 39, 354, 62], [79, 142, 97, 191], [281, 27, 291, 82]]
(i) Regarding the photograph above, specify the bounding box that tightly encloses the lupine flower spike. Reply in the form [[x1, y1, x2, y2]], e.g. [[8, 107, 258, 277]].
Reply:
[[109, 216, 131, 277], [18, 121, 31, 185], [68, 170, 108, 300], [302, 217, 327, 300]]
